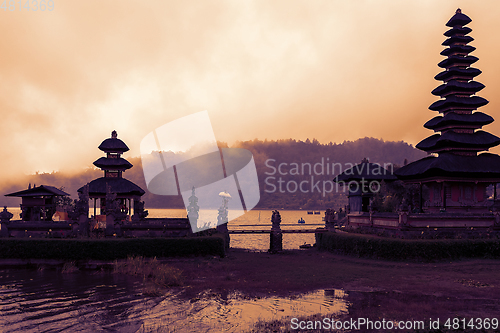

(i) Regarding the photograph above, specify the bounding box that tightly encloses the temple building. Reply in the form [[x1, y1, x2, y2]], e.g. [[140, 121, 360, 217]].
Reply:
[[334, 158, 396, 213], [5, 185, 70, 221], [78, 131, 145, 219], [396, 9, 500, 213]]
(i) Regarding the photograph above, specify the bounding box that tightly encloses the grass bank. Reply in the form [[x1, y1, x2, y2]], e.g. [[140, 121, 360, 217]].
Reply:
[[316, 231, 500, 261], [0, 235, 226, 260], [114, 256, 183, 295]]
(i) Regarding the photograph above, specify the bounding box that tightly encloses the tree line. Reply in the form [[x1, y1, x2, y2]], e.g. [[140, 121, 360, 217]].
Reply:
[[0, 137, 427, 211]]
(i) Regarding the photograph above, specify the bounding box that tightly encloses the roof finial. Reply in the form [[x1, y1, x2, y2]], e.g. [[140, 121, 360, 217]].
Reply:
[[111, 130, 117, 139], [456, 8, 461, 14]]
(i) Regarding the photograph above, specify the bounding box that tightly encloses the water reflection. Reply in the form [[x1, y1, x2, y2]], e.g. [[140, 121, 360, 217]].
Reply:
[[137, 289, 348, 332], [0, 269, 159, 332], [0, 269, 348, 332]]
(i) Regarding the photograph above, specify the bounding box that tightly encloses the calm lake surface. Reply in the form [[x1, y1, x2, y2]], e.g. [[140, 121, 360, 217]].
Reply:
[[2, 208, 499, 331], [0, 268, 348, 332], [0, 208, 335, 332], [7, 208, 324, 251], [147, 208, 324, 251]]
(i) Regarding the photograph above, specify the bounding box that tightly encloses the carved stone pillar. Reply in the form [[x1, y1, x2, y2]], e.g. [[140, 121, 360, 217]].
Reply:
[[269, 210, 283, 253]]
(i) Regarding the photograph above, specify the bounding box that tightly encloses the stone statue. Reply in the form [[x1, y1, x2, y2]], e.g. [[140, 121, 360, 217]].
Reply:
[[0, 206, 13, 223], [69, 184, 89, 220], [271, 210, 282, 229], [324, 208, 335, 230], [187, 186, 200, 222], [132, 200, 148, 221], [217, 191, 230, 225], [105, 184, 126, 221], [269, 210, 282, 253], [216, 191, 231, 248], [0, 206, 12, 237]]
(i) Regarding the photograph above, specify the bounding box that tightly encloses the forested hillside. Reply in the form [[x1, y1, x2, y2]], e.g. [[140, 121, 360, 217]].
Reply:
[[232, 137, 426, 209], [0, 137, 427, 210]]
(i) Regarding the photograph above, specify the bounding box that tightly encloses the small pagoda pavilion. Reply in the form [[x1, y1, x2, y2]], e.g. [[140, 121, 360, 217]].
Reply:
[[78, 131, 145, 219], [396, 9, 500, 213], [334, 158, 396, 213], [5, 185, 70, 221]]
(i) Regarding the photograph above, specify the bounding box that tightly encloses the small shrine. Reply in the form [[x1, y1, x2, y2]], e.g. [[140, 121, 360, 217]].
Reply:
[[5, 185, 70, 221], [396, 9, 500, 213], [78, 131, 145, 220], [334, 158, 396, 213]]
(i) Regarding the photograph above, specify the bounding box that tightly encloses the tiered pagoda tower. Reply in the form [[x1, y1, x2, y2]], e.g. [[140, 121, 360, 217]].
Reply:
[[78, 131, 145, 218], [94, 130, 133, 179], [396, 9, 500, 213]]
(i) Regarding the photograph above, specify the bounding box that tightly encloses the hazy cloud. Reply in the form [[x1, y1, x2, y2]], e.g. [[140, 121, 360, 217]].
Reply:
[[0, 0, 499, 182]]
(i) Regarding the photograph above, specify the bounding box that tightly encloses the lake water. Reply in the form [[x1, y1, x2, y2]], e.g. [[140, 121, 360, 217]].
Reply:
[[147, 208, 325, 251], [2, 208, 499, 331], [6, 208, 325, 251], [0, 208, 333, 332], [0, 268, 348, 332]]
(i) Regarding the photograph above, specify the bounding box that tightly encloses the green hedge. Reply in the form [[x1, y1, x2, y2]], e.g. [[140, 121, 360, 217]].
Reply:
[[316, 232, 500, 261], [0, 235, 226, 260]]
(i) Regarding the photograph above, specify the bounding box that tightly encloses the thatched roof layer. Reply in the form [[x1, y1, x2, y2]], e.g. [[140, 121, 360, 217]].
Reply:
[[77, 177, 145, 197], [5, 185, 69, 197]]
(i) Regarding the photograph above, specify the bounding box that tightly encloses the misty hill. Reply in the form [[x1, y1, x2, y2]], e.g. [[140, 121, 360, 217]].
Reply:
[[0, 137, 427, 210]]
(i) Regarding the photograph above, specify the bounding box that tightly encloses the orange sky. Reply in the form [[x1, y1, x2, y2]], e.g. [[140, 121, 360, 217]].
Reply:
[[1, 1, 500, 178]]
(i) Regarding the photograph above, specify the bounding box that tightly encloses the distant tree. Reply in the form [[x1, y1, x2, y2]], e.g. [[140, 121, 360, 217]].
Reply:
[[0, 137, 426, 211]]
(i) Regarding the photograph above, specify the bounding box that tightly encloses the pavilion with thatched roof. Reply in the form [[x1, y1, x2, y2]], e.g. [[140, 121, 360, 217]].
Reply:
[[5, 185, 70, 221]]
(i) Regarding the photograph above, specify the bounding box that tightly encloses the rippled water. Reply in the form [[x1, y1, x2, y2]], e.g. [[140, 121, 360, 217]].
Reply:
[[0, 209, 331, 332], [140, 289, 348, 332], [0, 269, 157, 332], [0, 269, 347, 332]]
